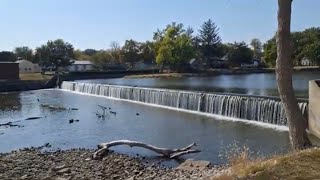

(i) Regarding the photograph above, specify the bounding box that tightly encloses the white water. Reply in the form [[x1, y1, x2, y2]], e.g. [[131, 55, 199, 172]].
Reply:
[[61, 81, 308, 126]]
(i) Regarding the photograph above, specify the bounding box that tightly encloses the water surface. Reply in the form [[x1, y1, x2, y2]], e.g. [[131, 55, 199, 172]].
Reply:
[[78, 71, 320, 98], [0, 90, 289, 164]]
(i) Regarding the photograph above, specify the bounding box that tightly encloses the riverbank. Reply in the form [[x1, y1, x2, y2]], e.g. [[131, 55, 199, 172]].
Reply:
[[216, 147, 320, 179], [0, 148, 226, 180]]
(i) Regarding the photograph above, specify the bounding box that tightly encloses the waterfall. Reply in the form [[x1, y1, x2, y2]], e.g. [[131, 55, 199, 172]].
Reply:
[[61, 81, 308, 126]]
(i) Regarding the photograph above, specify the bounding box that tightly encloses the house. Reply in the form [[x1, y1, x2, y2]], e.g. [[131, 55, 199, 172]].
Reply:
[[16, 59, 41, 73], [301, 57, 311, 66], [188, 58, 205, 70], [65, 60, 95, 72], [133, 61, 157, 70], [0, 62, 19, 80], [210, 56, 229, 68], [240, 59, 261, 68]]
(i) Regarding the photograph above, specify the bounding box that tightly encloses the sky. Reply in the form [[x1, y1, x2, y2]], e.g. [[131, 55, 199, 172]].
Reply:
[[1, 0, 320, 51]]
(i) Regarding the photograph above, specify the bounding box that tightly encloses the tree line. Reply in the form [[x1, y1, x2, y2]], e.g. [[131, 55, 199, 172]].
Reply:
[[0, 19, 319, 71], [264, 27, 320, 67]]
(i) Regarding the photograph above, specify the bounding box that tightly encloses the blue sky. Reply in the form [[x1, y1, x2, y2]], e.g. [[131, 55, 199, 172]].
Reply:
[[1, 0, 319, 51]]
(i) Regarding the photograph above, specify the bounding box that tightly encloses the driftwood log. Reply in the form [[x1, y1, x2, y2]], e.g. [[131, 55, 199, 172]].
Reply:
[[93, 140, 200, 160]]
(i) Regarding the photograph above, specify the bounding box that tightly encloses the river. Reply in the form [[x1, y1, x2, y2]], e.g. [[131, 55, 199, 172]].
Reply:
[[0, 89, 290, 165], [78, 71, 320, 98]]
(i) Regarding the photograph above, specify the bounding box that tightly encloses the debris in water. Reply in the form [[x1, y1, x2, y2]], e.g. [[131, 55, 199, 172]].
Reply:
[[25, 116, 44, 121], [110, 111, 117, 115], [69, 119, 74, 124], [41, 104, 67, 111], [136, 113, 140, 116], [0, 121, 24, 128]]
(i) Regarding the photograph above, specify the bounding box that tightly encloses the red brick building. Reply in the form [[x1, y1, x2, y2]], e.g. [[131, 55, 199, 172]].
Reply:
[[0, 62, 19, 80]]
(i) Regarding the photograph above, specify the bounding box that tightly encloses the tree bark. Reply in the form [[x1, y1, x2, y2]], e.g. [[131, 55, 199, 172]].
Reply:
[[92, 140, 200, 160], [276, 0, 310, 150]]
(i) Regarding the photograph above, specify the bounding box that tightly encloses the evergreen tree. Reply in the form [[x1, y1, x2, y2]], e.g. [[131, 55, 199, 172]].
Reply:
[[197, 19, 222, 67]]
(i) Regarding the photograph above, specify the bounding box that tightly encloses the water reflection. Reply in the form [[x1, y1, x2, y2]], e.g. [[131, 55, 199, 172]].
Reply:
[[0, 92, 21, 111]]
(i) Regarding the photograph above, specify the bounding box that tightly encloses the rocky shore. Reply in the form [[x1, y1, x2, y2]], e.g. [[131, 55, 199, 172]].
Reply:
[[0, 148, 227, 180]]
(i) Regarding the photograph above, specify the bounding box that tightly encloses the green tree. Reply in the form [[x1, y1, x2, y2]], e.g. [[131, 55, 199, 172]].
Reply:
[[74, 49, 91, 60], [302, 41, 320, 65], [0, 51, 16, 62], [263, 37, 277, 67], [197, 19, 222, 67], [250, 38, 263, 59], [155, 24, 195, 72], [122, 39, 140, 67], [264, 27, 320, 67], [91, 51, 114, 70], [139, 41, 155, 64], [83, 49, 98, 56], [14, 46, 33, 61], [110, 41, 123, 64], [227, 42, 253, 66], [35, 39, 75, 70]]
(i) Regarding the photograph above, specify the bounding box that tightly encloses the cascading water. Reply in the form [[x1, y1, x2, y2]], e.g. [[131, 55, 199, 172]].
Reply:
[[61, 81, 308, 126]]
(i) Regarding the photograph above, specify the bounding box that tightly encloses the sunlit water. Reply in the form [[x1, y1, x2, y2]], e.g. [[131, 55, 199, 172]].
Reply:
[[0, 89, 290, 165]]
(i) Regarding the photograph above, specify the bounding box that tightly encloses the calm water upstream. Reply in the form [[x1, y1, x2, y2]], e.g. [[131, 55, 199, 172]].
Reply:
[[78, 71, 320, 98], [0, 89, 290, 164]]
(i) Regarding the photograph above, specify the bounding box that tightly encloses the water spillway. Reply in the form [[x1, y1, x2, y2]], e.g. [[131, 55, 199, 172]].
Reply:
[[61, 81, 308, 126]]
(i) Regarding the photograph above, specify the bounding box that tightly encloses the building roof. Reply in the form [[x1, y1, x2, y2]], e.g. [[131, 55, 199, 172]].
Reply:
[[15, 59, 35, 63], [0, 62, 18, 64], [189, 58, 197, 64], [72, 60, 93, 65]]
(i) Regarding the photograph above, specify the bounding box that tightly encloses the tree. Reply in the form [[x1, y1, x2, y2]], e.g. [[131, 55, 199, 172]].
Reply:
[[0, 51, 16, 62], [250, 38, 263, 59], [302, 41, 320, 65], [155, 24, 196, 72], [197, 19, 222, 67], [91, 51, 114, 70], [83, 49, 98, 56], [264, 27, 320, 67], [74, 49, 91, 60], [226, 42, 253, 66], [276, 0, 310, 150], [263, 37, 277, 67], [139, 41, 155, 64], [14, 46, 34, 61], [122, 39, 140, 67], [110, 41, 123, 64], [35, 39, 75, 70]]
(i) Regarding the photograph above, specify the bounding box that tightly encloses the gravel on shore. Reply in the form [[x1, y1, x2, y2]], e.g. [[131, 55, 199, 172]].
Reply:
[[0, 148, 227, 180]]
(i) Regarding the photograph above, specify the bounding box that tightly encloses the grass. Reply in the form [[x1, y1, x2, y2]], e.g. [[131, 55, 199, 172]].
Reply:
[[215, 147, 320, 180], [19, 73, 53, 81]]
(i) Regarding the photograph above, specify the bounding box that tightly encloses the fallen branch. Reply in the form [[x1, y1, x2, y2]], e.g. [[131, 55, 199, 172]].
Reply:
[[93, 140, 200, 160], [96, 105, 109, 119], [0, 121, 23, 128], [25, 116, 44, 121]]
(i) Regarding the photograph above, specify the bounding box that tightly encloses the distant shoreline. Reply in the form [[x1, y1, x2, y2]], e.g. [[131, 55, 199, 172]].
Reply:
[[125, 66, 320, 78]]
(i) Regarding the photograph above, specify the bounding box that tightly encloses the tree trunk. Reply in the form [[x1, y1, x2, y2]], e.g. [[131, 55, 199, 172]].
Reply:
[[276, 0, 310, 150]]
